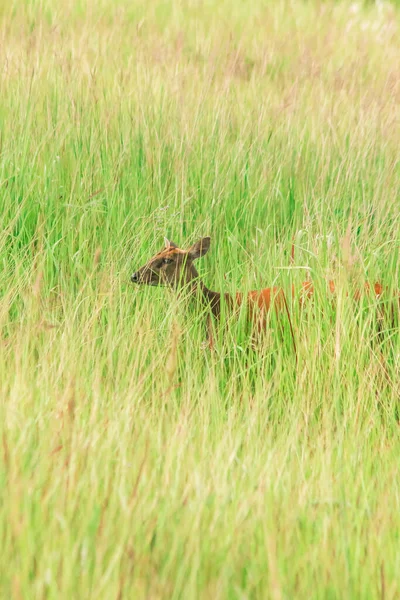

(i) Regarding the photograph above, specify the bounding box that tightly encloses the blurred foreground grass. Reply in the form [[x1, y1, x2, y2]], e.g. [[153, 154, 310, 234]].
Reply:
[[0, 1, 399, 598]]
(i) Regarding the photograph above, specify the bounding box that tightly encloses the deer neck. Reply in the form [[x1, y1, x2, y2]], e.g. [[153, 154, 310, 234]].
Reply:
[[177, 266, 232, 318], [174, 264, 220, 316], [197, 281, 222, 317]]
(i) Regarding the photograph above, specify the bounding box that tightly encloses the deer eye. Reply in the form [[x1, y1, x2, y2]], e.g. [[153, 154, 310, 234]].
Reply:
[[163, 258, 173, 265]]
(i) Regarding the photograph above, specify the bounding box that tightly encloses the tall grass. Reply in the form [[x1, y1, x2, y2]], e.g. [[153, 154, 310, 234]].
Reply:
[[1, 1, 399, 598]]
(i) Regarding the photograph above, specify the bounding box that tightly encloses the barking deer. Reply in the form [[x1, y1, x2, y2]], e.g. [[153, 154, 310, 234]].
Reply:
[[131, 236, 399, 353]]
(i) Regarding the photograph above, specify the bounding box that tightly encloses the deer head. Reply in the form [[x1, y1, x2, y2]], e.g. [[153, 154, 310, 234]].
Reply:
[[131, 237, 211, 289]]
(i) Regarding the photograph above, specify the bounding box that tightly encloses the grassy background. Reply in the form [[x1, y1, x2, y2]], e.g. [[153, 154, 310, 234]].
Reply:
[[1, 0, 399, 598]]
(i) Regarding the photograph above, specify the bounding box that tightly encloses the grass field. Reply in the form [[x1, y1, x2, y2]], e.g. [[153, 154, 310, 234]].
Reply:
[[1, 1, 400, 598]]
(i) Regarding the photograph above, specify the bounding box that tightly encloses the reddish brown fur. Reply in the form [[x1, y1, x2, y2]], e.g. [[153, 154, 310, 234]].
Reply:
[[229, 287, 289, 334]]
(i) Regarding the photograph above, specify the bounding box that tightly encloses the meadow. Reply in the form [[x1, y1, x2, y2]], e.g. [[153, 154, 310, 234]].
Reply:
[[1, 0, 399, 598]]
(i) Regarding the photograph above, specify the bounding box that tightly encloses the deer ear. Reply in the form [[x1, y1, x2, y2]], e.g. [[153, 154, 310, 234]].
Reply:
[[188, 237, 211, 260], [164, 238, 179, 249]]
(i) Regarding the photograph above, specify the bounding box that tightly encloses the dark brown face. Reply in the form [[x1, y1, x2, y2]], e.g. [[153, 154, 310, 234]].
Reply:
[[131, 237, 211, 289], [131, 246, 190, 287]]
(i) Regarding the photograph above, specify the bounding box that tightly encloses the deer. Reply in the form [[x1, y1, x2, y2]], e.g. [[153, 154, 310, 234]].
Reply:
[[131, 236, 399, 355], [131, 237, 297, 354]]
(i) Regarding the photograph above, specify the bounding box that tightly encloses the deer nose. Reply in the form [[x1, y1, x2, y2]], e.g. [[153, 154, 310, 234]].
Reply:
[[131, 272, 139, 283]]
